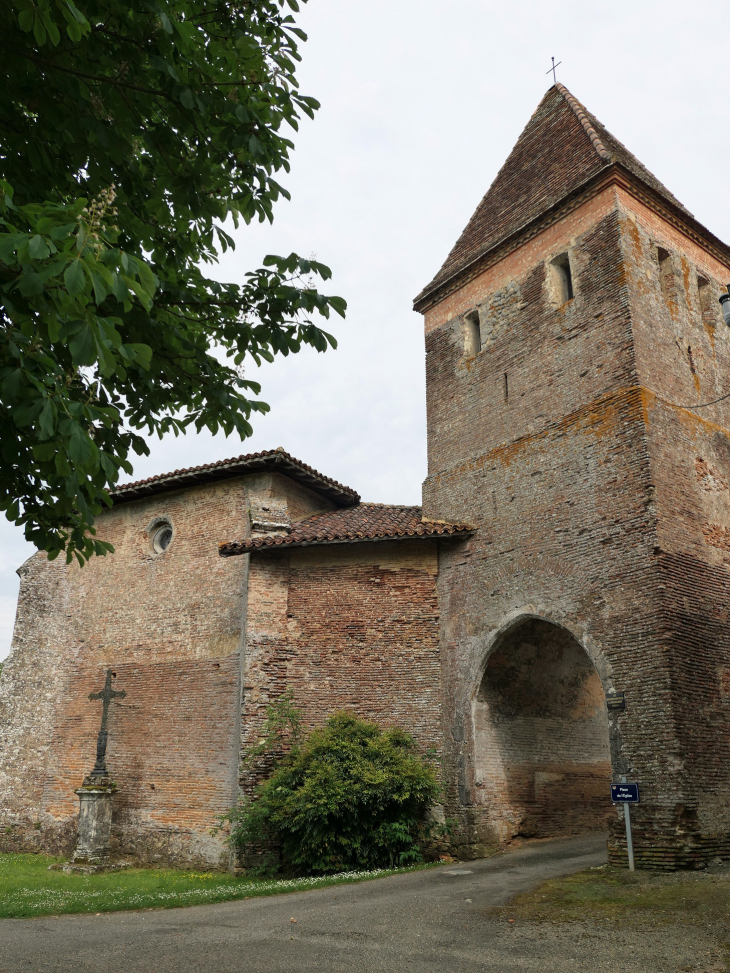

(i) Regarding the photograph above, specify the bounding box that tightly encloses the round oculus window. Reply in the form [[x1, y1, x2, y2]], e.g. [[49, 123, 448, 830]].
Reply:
[[152, 524, 173, 554]]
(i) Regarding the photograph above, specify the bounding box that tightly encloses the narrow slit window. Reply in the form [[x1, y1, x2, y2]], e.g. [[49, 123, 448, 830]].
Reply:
[[698, 276, 715, 326], [551, 253, 574, 304], [657, 247, 675, 300], [463, 309, 481, 357]]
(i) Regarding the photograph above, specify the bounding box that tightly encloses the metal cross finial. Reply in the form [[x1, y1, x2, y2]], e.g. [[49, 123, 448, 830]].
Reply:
[[87, 668, 126, 779], [546, 57, 562, 84]]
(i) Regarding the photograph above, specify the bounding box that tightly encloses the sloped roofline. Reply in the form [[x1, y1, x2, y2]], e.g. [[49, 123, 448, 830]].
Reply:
[[219, 502, 473, 555], [111, 448, 361, 507], [414, 84, 730, 314]]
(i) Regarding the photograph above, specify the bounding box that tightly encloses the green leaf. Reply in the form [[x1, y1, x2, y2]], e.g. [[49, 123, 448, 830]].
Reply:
[[33, 442, 57, 462], [64, 0, 89, 27], [18, 272, 47, 297], [111, 274, 130, 303], [329, 296, 347, 317], [13, 399, 42, 427], [69, 326, 97, 366], [1, 368, 23, 400], [67, 423, 98, 469], [44, 14, 60, 46], [55, 451, 72, 476], [127, 343, 152, 370], [99, 452, 117, 479], [87, 268, 109, 305], [98, 319, 122, 349], [125, 276, 152, 310], [47, 316, 62, 343], [32, 13, 47, 45], [38, 398, 56, 439], [135, 259, 156, 297], [50, 222, 78, 241], [28, 235, 50, 260], [64, 258, 85, 296]]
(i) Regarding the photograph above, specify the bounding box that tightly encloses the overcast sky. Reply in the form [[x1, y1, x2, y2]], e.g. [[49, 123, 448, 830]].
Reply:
[[2, 0, 729, 661]]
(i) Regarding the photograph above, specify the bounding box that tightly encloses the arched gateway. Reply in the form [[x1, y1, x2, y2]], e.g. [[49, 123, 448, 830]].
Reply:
[[473, 618, 612, 842]]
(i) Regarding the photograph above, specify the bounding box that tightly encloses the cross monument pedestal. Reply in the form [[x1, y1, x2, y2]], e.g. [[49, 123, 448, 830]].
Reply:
[[74, 780, 116, 861], [72, 669, 126, 864]]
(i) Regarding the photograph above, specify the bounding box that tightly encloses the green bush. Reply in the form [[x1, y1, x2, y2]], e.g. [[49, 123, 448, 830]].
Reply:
[[230, 711, 440, 875]]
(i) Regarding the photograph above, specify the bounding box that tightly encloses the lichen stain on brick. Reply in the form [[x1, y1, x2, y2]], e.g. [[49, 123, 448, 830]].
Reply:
[[681, 256, 693, 302], [623, 214, 643, 262]]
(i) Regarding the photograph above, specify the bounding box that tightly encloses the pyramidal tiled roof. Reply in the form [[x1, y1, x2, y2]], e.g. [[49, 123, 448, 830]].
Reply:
[[415, 84, 694, 309], [219, 504, 473, 555]]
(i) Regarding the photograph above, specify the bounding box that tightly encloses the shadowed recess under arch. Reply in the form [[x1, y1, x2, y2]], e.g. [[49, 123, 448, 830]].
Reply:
[[473, 618, 613, 841]]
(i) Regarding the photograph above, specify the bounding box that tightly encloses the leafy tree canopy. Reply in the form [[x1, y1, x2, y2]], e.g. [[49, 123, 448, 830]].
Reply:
[[229, 709, 440, 875], [0, 0, 345, 563]]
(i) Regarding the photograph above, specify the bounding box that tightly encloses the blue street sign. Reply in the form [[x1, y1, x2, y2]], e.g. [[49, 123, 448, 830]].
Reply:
[[611, 782, 639, 804]]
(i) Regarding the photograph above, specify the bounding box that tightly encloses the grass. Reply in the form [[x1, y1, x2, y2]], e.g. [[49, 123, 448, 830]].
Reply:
[[0, 853, 435, 919], [492, 863, 730, 927]]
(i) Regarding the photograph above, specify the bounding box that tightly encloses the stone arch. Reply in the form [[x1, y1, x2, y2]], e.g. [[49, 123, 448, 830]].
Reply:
[[471, 614, 613, 842]]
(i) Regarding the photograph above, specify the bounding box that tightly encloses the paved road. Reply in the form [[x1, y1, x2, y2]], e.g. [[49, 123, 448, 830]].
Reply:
[[1, 835, 606, 973]]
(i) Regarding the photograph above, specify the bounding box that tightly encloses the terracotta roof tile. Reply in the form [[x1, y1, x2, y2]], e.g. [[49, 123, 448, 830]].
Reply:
[[218, 503, 473, 555], [414, 84, 694, 310], [112, 448, 360, 507]]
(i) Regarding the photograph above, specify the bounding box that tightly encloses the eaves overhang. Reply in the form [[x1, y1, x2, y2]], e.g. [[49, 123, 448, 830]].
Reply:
[[112, 448, 361, 508]]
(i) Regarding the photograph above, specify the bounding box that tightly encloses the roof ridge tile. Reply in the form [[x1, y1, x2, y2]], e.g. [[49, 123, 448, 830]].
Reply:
[[555, 83, 611, 161]]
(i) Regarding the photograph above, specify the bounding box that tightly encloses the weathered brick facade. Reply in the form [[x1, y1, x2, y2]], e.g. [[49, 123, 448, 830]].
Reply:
[[0, 475, 252, 865], [1, 85, 729, 869], [239, 541, 444, 789], [0, 456, 461, 866], [415, 85, 730, 868]]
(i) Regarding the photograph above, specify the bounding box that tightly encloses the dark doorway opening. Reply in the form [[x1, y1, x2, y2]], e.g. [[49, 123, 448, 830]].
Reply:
[[473, 618, 613, 840]]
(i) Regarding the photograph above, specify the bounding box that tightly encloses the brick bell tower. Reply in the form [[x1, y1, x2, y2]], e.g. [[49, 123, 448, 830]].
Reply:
[[414, 84, 730, 867]]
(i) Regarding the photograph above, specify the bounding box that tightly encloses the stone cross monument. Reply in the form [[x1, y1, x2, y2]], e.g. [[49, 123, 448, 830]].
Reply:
[[73, 669, 126, 862]]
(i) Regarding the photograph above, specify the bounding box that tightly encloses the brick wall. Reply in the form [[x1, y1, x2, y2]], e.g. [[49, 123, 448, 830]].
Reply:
[[618, 197, 730, 866], [0, 471, 335, 867], [240, 541, 443, 793], [0, 477, 251, 864]]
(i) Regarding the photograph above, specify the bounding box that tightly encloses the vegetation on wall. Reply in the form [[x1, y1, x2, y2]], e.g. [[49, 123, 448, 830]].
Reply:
[[0, 0, 345, 564], [226, 702, 440, 875]]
